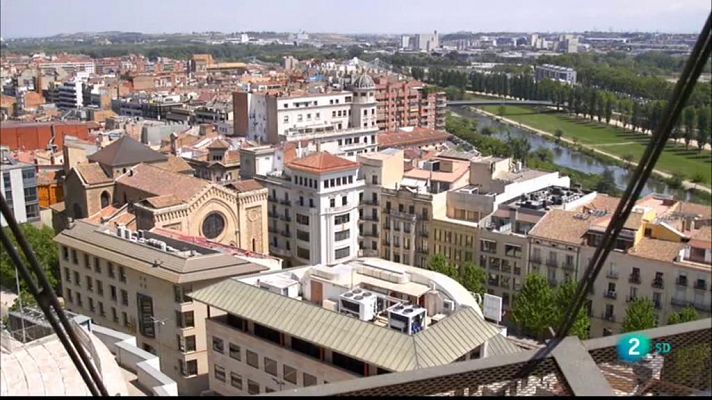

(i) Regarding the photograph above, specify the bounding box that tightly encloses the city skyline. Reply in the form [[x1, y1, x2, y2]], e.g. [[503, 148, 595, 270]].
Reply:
[[1, 0, 710, 38]]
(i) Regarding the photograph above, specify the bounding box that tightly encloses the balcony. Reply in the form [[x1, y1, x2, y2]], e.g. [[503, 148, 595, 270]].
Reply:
[[562, 263, 575, 272], [501, 265, 512, 274], [419, 231, 428, 238], [694, 281, 708, 291], [268, 211, 277, 218], [652, 279, 664, 290], [382, 239, 391, 246], [603, 291, 617, 300], [513, 267, 522, 275], [601, 312, 616, 322], [629, 274, 641, 285], [530, 256, 542, 265], [280, 214, 292, 222], [268, 226, 278, 233], [363, 199, 379, 206], [546, 260, 558, 268], [280, 199, 292, 206], [416, 248, 428, 255], [626, 295, 637, 303], [676, 278, 688, 287], [268, 196, 277, 202], [363, 231, 379, 238], [606, 271, 619, 280], [280, 230, 291, 237], [270, 246, 291, 257]]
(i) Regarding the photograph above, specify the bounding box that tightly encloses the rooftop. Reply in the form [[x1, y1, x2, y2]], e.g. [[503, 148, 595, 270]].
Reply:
[[88, 135, 167, 167], [286, 151, 359, 175], [189, 257, 517, 372], [378, 127, 451, 149], [116, 163, 209, 203]]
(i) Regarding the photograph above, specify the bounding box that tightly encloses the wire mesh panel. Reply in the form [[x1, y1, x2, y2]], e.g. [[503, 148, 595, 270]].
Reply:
[[589, 327, 712, 396], [332, 358, 572, 396]]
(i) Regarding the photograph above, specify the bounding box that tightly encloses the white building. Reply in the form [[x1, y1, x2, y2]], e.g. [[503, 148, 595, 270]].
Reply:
[[414, 31, 439, 52], [232, 74, 379, 160], [0, 147, 40, 227], [57, 80, 84, 110], [189, 258, 521, 395], [240, 148, 364, 268]]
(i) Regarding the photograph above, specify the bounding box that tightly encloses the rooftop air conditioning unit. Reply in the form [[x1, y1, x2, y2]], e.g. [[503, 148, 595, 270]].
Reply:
[[442, 299, 455, 314], [388, 304, 427, 335], [339, 289, 377, 321]]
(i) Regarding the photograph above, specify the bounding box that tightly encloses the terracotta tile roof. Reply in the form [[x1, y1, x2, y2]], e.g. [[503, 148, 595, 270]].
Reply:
[[88, 135, 167, 167], [116, 163, 209, 202], [676, 201, 712, 220], [222, 150, 240, 164], [74, 163, 112, 185], [628, 238, 684, 263], [581, 194, 621, 213], [378, 128, 451, 149], [229, 179, 264, 193], [689, 226, 712, 249], [144, 195, 184, 209], [286, 152, 358, 175], [37, 170, 61, 186], [207, 138, 230, 150], [529, 209, 591, 245], [154, 155, 194, 174]]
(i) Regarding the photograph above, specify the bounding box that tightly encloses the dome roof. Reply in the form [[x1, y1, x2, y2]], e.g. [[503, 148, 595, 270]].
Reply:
[[352, 73, 375, 90]]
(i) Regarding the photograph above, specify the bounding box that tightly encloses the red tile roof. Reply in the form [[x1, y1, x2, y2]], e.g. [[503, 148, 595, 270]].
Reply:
[[378, 128, 451, 149], [116, 163, 209, 202], [286, 152, 358, 175], [229, 179, 264, 193]]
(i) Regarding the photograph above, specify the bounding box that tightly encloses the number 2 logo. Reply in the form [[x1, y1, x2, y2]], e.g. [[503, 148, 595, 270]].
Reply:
[[628, 337, 640, 355]]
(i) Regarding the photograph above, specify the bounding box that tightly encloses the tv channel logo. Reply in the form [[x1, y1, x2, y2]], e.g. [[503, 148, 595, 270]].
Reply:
[[618, 334, 652, 363]]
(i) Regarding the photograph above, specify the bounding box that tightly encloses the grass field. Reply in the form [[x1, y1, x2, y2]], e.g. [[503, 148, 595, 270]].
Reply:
[[479, 105, 712, 188]]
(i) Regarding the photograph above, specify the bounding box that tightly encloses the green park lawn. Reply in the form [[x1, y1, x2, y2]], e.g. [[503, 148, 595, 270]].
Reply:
[[479, 105, 712, 188]]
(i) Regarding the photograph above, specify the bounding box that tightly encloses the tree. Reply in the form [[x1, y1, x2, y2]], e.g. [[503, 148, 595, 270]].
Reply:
[[554, 129, 563, 143], [667, 306, 699, 325], [622, 153, 635, 167], [696, 106, 710, 152], [427, 254, 458, 279], [623, 298, 657, 332], [553, 281, 590, 339], [459, 262, 486, 299], [497, 105, 506, 117], [508, 135, 531, 164], [683, 107, 696, 150], [596, 168, 618, 194], [0, 224, 60, 296], [604, 96, 613, 124], [511, 273, 556, 339]]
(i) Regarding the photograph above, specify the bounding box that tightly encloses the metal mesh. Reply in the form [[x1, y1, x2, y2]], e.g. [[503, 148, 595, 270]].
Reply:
[[334, 358, 572, 396], [589, 327, 712, 396]]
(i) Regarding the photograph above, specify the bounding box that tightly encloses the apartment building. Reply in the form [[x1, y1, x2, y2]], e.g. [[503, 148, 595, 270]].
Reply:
[[56, 80, 84, 110], [529, 194, 711, 337], [534, 64, 577, 85], [357, 149, 405, 258], [372, 75, 446, 131], [233, 74, 378, 160], [0, 147, 40, 227], [54, 219, 278, 395], [241, 147, 364, 267], [188, 258, 520, 396]]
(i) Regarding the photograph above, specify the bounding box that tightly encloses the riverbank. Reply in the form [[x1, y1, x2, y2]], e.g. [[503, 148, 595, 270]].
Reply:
[[470, 107, 712, 195]]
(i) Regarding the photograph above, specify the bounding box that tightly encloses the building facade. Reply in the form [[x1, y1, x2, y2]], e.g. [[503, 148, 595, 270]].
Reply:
[[373, 76, 446, 131], [0, 147, 40, 227]]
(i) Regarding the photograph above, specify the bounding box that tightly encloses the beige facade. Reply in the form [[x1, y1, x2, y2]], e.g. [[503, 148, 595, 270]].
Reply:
[[357, 149, 404, 258], [54, 220, 270, 395]]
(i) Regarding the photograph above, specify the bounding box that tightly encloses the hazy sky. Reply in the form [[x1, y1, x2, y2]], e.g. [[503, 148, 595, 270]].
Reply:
[[1, 0, 710, 38]]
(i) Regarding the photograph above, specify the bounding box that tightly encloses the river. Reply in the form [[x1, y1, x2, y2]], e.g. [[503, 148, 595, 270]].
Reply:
[[451, 107, 692, 200]]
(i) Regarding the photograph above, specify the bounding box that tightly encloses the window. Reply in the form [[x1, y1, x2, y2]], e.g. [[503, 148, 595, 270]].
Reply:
[[177, 335, 185, 352], [108, 263, 115, 278], [335, 247, 350, 259], [296, 214, 309, 225], [214, 365, 226, 382], [88, 297, 95, 312], [112, 307, 118, 323], [264, 357, 278, 376], [74, 271, 80, 286], [174, 285, 192, 303], [229, 343, 241, 360], [76, 292, 83, 307], [296, 229, 310, 241], [297, 247, 310, 260], [335, 230, 350, 241], [84, 253, 90, 269], [98, 301, 105, 316], [110, 285, 117, 302], [505, 244, 522, 258], [180, 360, 198, 377], [177, 311, 195, 328], [246, 349, 259, 368], [202, 212, 226, 239], [86, 276, 93, 292], [303, 373, 318, 387], [119, 266, 126, 283], [62, 246, 69, 261], [334, 213, 350, 225], [230, 372, 243, 390], [122, 312, 129, 327], [185, 335, 196, 352], [64, 267, 71, 282], [94, 257, 101, 273], [480, 240, 497, 254], [121, 289, 128, 306], [330, 198, 336, 208], [71, 249, 78, 264], [342, 195, 347, 206], [247, 379, 260, 395], [212, 336, 224, 353], [137, 293, 155, 338], [284, 365, 298, 384]]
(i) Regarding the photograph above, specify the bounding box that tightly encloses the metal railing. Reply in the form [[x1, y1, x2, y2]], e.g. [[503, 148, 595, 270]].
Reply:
[[266, 319, 711, 397]]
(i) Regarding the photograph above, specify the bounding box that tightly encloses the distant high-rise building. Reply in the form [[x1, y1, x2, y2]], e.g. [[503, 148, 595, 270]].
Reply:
[[535, 64, 577, 85], [400, 35, 411, 50], [414, 31, 439, 52]]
